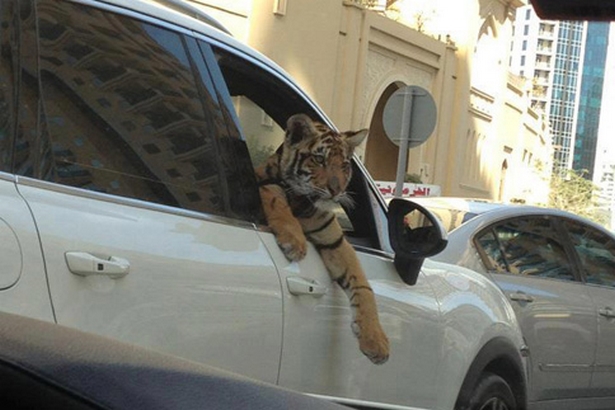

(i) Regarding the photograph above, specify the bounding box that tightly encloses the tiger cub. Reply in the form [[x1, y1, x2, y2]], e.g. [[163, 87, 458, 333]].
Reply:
[[255, 113, 389, 365]]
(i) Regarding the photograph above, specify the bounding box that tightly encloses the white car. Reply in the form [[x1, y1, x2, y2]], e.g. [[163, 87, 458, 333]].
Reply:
[[0, 1, 527, 409], [413, 197, 615, 410]]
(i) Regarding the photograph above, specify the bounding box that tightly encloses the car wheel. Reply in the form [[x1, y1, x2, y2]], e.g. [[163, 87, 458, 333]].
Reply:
[[465, 372, 516, 410]]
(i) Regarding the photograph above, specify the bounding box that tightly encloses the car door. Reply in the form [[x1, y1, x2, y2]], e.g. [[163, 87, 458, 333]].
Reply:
[[14, 0, 283, 384], [268, 227, 444, 408], [205, 42, 444, 409], [560, 217, 615, 395], [474, 215, 596, 401]]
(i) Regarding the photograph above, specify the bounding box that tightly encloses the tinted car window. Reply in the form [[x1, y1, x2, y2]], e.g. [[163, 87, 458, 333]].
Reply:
[[28, 1, 254, 219], [0, 0, 17, 173], [476, 217, 576, 281], [562, 219, 615, 286]]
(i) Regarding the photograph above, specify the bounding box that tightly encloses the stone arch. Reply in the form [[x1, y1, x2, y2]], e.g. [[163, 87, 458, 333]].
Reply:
[[363, 82, 406, 181]]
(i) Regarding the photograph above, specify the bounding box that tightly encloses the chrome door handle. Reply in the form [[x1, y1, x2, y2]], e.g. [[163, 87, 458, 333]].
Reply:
[[599, 307, 615, 319], [65, 252, 130, 279], [286, 276, 327, 297], [509, 291, 534, 303]]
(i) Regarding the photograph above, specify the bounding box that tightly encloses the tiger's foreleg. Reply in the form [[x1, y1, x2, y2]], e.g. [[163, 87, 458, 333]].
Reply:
[[259, 184, 307, 261], [302, 213, 389, 364]]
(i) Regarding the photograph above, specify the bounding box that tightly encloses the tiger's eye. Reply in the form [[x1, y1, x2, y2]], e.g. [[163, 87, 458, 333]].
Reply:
[[313, 155, 325, 165]]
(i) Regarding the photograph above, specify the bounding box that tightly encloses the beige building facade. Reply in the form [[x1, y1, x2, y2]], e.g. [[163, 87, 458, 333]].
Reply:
[[189, 0, 551, 203]]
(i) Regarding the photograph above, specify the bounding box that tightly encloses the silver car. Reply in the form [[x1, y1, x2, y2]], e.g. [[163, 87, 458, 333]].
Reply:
[[0, 2, 528, 410], [412, 197, 615, 410]]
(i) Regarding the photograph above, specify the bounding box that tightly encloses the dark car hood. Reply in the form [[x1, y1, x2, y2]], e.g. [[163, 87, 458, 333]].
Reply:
[[0, 312, 346, 410]]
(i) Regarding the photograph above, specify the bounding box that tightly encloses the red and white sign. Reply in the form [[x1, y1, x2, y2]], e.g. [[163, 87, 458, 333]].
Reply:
[[375, 181, 441, 199]]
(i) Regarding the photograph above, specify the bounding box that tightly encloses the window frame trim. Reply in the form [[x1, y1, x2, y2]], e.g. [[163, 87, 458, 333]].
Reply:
[[199, 36, 390, 252]]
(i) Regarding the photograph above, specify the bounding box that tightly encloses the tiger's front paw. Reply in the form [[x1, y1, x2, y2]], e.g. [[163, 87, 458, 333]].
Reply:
[[351, 321, 390, 365], [276, 229, 307, 261]]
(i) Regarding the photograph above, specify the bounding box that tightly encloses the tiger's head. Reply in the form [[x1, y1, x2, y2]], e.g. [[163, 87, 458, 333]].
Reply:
[[279, 114, 368, 209]]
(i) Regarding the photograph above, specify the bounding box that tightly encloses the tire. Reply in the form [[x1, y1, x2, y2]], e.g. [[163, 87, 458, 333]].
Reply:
[[465, 372, 516, 410]]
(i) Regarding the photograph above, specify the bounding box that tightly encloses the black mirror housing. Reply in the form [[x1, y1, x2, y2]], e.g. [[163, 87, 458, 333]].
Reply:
[[530, 0, 615, 21], [388, 198, 448, 285]]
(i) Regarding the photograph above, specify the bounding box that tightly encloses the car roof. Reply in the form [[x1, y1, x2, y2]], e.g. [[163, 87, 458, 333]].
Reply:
[[412, 196, 579, 219], [145, 0, 233, 34], [93, 0, 260, 54], [410, 197, 514, 215], [409, 197, 613, 235]]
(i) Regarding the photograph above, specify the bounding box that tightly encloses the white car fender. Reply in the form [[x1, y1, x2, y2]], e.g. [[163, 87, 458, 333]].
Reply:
[[420, 259, 527, 410]]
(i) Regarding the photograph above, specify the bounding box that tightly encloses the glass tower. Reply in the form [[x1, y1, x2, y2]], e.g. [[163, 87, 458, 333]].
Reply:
[[573, 22, 610, 179], [549, 21, 585, 177], [511, 8, 611, 180]]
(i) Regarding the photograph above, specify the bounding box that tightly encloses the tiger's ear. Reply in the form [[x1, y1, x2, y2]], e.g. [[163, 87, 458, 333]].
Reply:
[[285, 114, 316, 145], [343, 129, 368, 148]]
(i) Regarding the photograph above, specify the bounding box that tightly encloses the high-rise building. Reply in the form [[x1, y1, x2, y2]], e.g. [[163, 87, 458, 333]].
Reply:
[[510, 6, 609, 180], [573, 22, 610, 179], [550, 21, 586, 177]]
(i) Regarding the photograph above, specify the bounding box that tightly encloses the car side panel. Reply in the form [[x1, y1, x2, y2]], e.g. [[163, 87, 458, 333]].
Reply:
[[0, 175, 54, 321], [261, 232, 444, 410], [493, 274, 595, 400], [18, 180, 284, 384], [587, 285, 615, 394], [423, 260, 527, 410]]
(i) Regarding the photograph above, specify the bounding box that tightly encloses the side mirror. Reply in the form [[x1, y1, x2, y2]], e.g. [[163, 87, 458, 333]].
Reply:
[[530, 0, 615, 20], [388, 198, 448, 285]]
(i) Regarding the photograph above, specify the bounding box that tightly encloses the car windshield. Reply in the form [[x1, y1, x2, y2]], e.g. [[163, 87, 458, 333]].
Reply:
[[392, 198, 487, 232], [422, 206, 479, 233]]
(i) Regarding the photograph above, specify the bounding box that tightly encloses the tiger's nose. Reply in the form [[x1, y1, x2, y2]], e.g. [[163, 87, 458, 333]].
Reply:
[[328, 176, 341, 196]]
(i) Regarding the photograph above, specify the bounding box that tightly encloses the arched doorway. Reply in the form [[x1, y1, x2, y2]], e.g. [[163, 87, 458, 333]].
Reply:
[[364, 83, 403, 181]]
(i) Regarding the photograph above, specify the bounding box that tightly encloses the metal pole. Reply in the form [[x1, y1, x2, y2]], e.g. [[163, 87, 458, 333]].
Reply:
[[394, 90, 414, 197]]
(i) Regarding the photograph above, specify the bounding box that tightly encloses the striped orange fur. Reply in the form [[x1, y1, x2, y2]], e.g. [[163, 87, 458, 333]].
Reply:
[[255, 114, 389, 364]]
